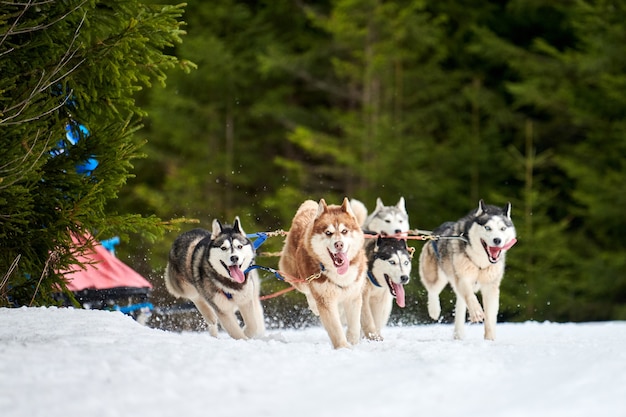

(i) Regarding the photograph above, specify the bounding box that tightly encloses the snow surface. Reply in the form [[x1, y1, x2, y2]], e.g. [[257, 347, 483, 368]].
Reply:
[[1, 307, 625, 417]]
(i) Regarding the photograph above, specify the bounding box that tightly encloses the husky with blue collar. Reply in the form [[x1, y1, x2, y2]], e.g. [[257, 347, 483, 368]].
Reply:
[[350, 197, 412, 341], [361, 236, 412, 341], [419, 200, 517, 341], [165, 218, 265, 340]]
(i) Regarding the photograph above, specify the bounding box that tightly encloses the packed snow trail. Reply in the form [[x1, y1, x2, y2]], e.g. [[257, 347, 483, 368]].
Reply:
[[1, 307, 625, 417]]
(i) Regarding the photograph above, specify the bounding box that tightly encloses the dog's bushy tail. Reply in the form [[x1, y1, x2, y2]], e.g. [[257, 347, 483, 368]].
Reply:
[[350, 199, 368, 227]]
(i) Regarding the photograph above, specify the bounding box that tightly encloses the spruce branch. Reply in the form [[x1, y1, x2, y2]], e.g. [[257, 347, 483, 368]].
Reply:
[[0, 254, 21, 301], [1, 11, 87, 126], [0, 129, 52, 191]]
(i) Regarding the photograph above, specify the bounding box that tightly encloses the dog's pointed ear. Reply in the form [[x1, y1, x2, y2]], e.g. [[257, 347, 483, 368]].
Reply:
[[316, 198, 328, 218], [476, 199, 486, 216], [212, 219, 223, 237], [341, 197, 356, 218], [375, 197, 384, 212], [375, 235, 383, 252], [233, 216, 245, 235], [397, 196, 406, 212], [504, 202, 512, 219]]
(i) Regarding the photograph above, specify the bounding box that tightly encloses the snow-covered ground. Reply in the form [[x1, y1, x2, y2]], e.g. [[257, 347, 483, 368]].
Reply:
[[1, 307, 625, 417]]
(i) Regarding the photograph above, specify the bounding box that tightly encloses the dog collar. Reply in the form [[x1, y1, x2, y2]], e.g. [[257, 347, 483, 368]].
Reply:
[[366, 271, 383, 288]]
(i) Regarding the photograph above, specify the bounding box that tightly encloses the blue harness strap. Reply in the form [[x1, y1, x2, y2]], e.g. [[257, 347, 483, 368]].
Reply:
[[244, 264, 285, 281], [247, 232, 269, 250], [431, 240, 441, 261], [367, 271, 383, 288]]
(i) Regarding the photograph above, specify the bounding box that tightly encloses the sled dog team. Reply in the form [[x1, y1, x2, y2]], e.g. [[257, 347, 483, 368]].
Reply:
[[165, 197, 517, 349]]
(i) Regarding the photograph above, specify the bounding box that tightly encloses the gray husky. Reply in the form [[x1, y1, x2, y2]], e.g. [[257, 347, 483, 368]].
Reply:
[[351, 197, 410, 235], [361, 236, 412, 341], [419, 200, 516, 341], [164, 218, 265, 340]]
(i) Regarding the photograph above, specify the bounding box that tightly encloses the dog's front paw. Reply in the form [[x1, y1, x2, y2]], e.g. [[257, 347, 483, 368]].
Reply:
[[365, 332, 383, 342], [333, 341, 352, 349], [467, 306, 485, 323], [347, 330, 361, 346], [428, 301, 441, 320], [208, 324, 219, 337]]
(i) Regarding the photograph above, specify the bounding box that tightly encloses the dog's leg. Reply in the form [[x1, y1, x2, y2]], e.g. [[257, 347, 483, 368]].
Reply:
[[361, 292, 381, 341], [481, 283, 500, 341], [453, 295, 467, 340], [317, 301, 350, 349], [361, 300, 379, 341], [240, 274, 266, 339], [426, 268, 449, 320], [344, 294, 363, 346], [191, 297, 220, 337], [240, 299, 266, 339], [215, 310, 248, 340], [375, 296, 393, 338], [305, 292, 320, 316], [455, 276, 485, 324]]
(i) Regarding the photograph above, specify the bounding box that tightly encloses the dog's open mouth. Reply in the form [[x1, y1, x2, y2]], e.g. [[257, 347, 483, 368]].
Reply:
[[481, 239, 502, 264], [384, 274, 406, 308], [481, 238, 517, 264], [328, 250, 349, 275], [222, 261, 246, 283]]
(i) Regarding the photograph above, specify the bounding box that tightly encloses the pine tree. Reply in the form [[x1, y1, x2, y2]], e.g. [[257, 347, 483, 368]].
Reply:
[[0, 0, 192, 306], [498, 0, 626, 320]]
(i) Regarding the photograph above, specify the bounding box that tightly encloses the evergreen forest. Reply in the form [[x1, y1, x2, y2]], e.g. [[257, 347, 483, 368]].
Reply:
[[2, 0, 625, 324]]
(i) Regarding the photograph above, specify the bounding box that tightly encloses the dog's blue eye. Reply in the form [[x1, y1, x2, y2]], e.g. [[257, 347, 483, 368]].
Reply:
[[485, 226, 492, 231], [389, 260, 396, 265], [325, 231, 332, 236], [501, 227, 506, 231], [404, 260, 410, 266]]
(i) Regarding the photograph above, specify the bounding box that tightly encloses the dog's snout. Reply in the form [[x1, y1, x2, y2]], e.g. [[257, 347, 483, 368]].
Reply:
[[400, 275, 410, 284], [493, 237, 502, 246], [394, 229, 402, 234], [230, 255, 239, 263], [334, 241, 344, 251]]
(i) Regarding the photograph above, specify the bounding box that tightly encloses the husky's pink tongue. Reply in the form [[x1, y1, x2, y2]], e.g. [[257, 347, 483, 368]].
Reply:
[[503, 238, 517, 250], [488, 246, 502, 260], [229, 265, 246, 283], [393, 283, 406, 308], [488, 238, 517, 260], [332, 252, 349, 275]]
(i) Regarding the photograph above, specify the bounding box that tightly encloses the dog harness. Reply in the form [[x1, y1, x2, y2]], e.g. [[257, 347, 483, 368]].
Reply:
[[366, 271, 383, 288], [246, 232, 268, 250], [430, 240, 441, 261]]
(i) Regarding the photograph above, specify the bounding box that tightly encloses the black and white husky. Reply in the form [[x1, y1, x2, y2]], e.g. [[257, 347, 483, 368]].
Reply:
[[351, 197, 412, 340], [418, 200, 516, 340], [361, 236, 412, 341], [164, 218, 265, 339]]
